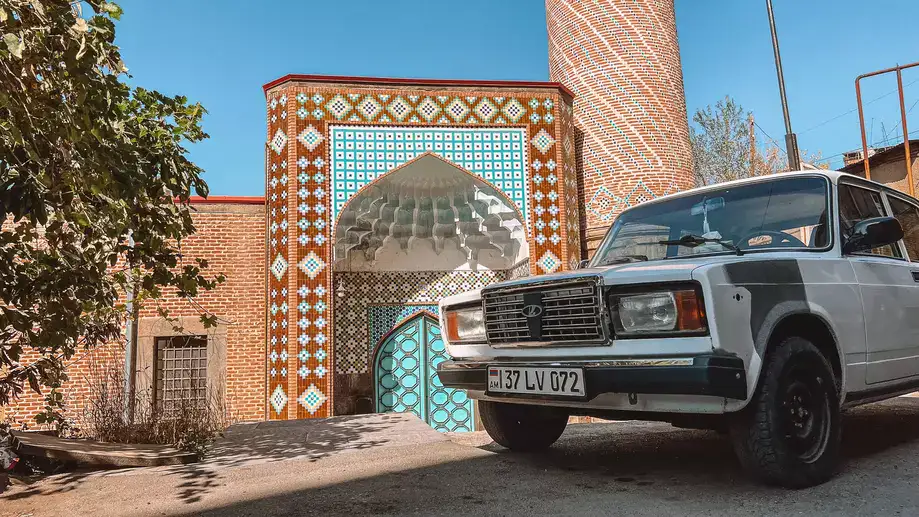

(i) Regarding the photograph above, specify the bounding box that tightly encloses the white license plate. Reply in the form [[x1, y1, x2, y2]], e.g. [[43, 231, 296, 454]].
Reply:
[[487, 366, 585, 397]]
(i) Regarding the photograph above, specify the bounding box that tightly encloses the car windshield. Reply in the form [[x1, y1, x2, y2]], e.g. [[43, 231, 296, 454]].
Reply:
[[591, 176, 831, 266]]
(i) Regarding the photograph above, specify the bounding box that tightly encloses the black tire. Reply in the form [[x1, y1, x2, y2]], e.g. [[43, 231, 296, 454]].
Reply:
[[729, 336, 841, 488], [479, 400, 568, 452]]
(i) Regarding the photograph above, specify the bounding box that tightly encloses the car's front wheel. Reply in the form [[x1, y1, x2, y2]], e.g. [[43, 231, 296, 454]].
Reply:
[[730, 336, 841, 488], [479, 400, 568, 452]]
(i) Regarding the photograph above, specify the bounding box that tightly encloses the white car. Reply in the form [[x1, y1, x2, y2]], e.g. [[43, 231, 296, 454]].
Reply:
[[438, 170, 919, 487]]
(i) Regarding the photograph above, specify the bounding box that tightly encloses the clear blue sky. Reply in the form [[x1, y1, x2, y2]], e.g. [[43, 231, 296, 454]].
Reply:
[[115, 0, 919, 196]]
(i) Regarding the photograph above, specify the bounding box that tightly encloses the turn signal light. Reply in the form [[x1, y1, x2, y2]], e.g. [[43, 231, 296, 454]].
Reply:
[[674, 289, 706, 331]]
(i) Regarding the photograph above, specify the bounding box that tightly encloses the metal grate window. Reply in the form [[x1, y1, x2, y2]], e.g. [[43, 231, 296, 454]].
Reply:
[[154, 336, 208, 411]]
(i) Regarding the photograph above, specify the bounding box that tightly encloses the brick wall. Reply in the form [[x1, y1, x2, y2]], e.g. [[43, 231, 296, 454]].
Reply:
[[846, 154, 919, 196], [546, 0, 695, 255], [2, 200, 267, 427]]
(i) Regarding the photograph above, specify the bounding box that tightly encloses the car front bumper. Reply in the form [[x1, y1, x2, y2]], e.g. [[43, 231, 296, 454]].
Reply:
[[437, 354, 748, 401]]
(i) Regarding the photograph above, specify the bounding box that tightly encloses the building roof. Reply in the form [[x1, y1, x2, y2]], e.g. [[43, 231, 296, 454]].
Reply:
[[839, 139, 919, 175], [187, 196, 264, 205], [263, 74, 575, 98]]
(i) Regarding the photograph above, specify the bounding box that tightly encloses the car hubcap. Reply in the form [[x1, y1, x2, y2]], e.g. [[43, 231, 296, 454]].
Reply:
[[780, 363, 831, 463]]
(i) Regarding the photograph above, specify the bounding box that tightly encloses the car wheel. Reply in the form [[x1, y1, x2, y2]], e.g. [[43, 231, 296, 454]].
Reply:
[[730, 336, 841, 488], [479, 400, 568, 452]]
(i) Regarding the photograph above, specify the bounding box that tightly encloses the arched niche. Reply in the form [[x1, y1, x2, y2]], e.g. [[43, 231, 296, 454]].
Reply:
[[333, 153, 529, 272]]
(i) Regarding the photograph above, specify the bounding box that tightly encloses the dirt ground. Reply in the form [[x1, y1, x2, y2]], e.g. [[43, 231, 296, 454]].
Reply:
[[4, 398, 919, 516]]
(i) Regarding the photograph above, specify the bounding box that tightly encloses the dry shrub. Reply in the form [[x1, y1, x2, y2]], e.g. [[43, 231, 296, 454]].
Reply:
[[83, 360, 228, 457]]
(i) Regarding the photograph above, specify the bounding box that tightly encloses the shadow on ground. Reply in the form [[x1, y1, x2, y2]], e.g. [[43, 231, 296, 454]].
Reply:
[[190, 397, 919, 516], [4, 412, 430, 505]]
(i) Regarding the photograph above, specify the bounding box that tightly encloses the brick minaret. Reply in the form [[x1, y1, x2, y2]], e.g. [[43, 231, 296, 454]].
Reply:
[[546, 0, 694, 254]]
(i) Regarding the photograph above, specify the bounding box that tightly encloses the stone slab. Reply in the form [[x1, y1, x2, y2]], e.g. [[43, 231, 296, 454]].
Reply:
[[11, 432, 198, 467]]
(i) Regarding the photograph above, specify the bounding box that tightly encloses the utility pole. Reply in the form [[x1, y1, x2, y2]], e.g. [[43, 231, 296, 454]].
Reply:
[[749, 113, 757, 176], [766, 0, 801, 171]]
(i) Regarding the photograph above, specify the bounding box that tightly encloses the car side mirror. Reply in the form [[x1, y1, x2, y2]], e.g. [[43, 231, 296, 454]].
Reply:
[[843, 216, 904, 254], [577, 259, 590, 269]]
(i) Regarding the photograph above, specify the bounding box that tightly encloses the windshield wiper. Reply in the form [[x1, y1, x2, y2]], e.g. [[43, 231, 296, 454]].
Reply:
[[597, 255, 648, 266], [658, 234, 744, 256]]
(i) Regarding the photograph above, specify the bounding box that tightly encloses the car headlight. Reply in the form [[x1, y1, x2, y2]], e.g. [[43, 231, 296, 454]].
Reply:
[[611, 289, 706, 336], [444, 306, 486, 343]]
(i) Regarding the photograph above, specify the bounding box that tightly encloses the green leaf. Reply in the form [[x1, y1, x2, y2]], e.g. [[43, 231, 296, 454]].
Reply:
[[101, 2, 123, 20], [0, 0, 218, 407], [3, 33, 22, 59]]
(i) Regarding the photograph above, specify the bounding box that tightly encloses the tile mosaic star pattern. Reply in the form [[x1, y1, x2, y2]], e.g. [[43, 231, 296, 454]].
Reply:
[[299, 384, 328, 415], [270, 128, 288, 155], [270, 254, 288, 281], [298, 251, 326, 280], [298, 125, 324, 152], [328, 126, 528, 225], [536, 251, 561, 274], [531, 128, 556, 155], [268, 84, 576, 419], [266, 93, 290, 419], [294, 92, 332, 419], [270, 385, 289, 415]]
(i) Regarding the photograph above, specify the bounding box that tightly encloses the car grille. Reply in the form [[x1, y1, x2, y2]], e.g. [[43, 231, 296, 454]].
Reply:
[[483, 280, 605, 345]]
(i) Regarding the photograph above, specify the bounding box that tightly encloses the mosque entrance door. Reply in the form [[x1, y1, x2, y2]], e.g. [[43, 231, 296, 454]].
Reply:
[[373, 313, 475, 432]]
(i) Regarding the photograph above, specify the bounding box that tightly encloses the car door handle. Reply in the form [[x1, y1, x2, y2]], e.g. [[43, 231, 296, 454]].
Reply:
[[912, 271, 919, 283]]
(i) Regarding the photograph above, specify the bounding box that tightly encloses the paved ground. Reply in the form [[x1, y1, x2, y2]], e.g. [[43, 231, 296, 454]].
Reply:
[[4, 398, 919, 516]]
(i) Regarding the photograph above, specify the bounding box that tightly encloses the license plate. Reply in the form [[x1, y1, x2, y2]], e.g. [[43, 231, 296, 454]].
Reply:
[[487, 366, 585, 397]]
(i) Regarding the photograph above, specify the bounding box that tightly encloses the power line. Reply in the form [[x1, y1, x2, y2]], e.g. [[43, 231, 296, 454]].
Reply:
[[753, 120, 786, 155], [814, 127, 919, 164], [878, 97, 919, 141], [799, 76, 919, 135]]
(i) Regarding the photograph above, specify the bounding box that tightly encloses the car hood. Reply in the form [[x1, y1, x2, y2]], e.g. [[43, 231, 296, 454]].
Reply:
[[501, 260, 702, 288], [440, 259, 718, 308]]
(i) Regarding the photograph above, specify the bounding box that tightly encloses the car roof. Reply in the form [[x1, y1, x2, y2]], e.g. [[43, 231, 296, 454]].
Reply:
[[625, 170, 915, 214]]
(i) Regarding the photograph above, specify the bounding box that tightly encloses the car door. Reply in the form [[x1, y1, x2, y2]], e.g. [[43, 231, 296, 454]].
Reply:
[[839, 182, 919, 384], [877, 193, 919, 383]]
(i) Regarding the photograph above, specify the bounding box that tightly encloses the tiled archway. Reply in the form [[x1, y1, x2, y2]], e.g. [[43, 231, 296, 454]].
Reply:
[[265, 80, 579, 420]]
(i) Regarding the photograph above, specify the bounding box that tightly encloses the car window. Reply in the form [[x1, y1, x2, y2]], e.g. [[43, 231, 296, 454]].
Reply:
[[888, 196, 919, 261], [838, 183, 901, 258], [592, 176, 830, 265]]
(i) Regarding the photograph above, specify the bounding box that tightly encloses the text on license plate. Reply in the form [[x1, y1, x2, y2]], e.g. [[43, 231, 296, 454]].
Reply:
[[487, 367, 585, 397]]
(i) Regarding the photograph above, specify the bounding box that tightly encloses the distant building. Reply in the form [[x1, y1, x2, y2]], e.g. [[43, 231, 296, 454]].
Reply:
[[842, 146, 895, 167], [840, 140, 919, 195]]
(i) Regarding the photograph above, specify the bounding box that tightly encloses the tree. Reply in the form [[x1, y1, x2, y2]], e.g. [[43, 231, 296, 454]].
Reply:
[[690, 96, 826, 186], [0, 1, 222, 407]]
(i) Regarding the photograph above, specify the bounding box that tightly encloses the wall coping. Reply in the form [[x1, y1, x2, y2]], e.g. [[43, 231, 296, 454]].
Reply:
[[263, 74, 575, 99]]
